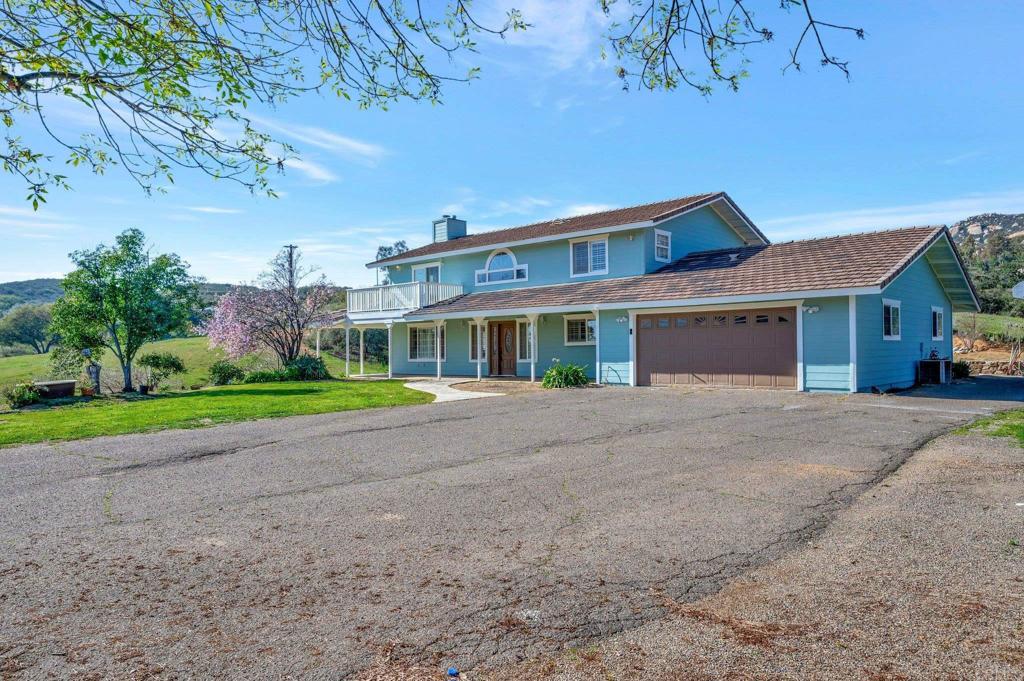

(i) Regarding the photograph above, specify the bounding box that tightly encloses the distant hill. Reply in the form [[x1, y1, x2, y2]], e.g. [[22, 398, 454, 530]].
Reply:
[[950, 213, 1024, 245], [0, 277, 233, 314]]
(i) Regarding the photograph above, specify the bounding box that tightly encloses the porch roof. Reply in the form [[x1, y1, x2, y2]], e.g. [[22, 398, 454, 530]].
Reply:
[[404, 226, 979, 319]]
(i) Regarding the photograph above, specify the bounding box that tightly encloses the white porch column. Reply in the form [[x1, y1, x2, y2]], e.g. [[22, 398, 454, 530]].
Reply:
[[358, 327, 365, 375], [592, 306, 601, 385], [344, 322, 351, 377], [435, 321, 444, 380], [386, 322, 393, 379], [315, 327, 321, 358], [474, 317, 485, 381], [526, 313, 538, 382]]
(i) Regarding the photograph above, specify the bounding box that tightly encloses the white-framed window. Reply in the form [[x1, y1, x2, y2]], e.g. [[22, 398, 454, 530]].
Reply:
[[516, 319, 534, 362], [564, 314, 596, 346], [475, 249, 528, 285], [570, 237, 608, 277], [654, 229, 671, 263], [468, 323, 488, 361], [931, 305, 945, 341], [408, 324, 446, 361], [412, 262, 441, 283], [882, 299, 901, 341]]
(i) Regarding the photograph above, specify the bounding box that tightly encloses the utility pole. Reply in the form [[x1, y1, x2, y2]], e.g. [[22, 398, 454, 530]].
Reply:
[[284, 244, 297, 294]]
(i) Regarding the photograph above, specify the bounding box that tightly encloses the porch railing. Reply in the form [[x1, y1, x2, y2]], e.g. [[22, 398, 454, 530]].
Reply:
[[347, 281, 463, 314]]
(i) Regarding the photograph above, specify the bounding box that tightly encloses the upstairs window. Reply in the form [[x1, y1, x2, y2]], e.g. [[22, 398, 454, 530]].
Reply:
[[883, 299, 901, 341], [570, 237, 608, 277], [654, 229, 671, 263], [476, 249, 527, 285], [413, 262, 440, 283], [931, 306, 944, 341]]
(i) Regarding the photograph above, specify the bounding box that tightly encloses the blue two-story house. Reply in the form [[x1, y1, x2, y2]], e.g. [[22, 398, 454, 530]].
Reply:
[[341, 192, 978, 392]]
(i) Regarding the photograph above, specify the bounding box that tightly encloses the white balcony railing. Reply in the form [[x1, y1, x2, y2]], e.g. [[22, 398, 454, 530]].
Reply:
[[347, 281, 464, 314]]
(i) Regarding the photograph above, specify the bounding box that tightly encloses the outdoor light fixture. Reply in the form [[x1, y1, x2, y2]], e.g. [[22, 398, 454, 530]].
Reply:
[[803, 305, 820, 314]]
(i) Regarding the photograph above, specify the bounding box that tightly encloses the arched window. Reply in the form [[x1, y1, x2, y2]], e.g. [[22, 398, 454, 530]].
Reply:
[[475, 249, 528, 285]]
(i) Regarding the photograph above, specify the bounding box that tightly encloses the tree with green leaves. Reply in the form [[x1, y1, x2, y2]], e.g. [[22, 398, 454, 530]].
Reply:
[[50, 228, 201, 391], [2, 1, 863, 204], [375, 240, 408, 285], [0, 303, 58, 353]]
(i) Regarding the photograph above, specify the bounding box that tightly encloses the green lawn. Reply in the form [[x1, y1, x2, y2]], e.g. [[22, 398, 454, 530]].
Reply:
[[0, 337, 388, 392], [958, 409, 1024, 447], [0, 337, 223, 390], [0, 380, 432, 447], [954, 312, 1024, 340]]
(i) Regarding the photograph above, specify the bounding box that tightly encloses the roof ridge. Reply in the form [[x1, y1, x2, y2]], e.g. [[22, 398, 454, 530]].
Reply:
[[766, 224, 944, 248], [464, 192, 718, 236]]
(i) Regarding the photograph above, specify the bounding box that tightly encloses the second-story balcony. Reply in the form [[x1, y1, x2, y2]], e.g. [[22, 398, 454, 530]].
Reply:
[[347, 281, 464, 319]]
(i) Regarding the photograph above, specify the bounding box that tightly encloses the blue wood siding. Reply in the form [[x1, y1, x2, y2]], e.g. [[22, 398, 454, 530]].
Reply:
[[597, 309, 631, 385], [856, 257, 953, 392], [801, 296, 851, 392], [641, 206, 747, 272], [389, 314, 601, 379], [385, 206, 749, 291]]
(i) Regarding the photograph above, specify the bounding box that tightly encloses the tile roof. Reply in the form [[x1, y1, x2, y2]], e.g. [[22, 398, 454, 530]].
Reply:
[[370, 192, 723, 265], [407, 226, 948, 316]]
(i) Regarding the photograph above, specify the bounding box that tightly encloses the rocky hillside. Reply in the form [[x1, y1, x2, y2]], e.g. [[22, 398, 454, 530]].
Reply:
[[949, 213, 1024, 245]]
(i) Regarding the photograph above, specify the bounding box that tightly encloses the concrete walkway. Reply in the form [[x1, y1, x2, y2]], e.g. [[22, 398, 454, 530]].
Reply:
[[403, 377, 505, 402]]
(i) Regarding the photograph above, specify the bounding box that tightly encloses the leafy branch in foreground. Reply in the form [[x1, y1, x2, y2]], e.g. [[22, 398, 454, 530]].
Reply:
[[603, 0, 864, 94], [1, 0, 525, 203]]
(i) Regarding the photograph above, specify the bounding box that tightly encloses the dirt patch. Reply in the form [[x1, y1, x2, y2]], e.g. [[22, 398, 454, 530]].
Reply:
[[454, 380, 545, 395]]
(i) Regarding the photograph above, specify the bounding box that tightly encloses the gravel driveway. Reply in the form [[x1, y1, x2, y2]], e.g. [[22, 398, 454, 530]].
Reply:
[[1, 379, 1020, 678]]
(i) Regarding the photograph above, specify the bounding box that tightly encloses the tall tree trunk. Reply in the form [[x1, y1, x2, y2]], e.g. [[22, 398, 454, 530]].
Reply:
[[122, 361, 134, 392]]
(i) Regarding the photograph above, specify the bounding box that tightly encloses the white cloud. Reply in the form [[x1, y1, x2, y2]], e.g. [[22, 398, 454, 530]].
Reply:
[[283, 158, 339, 183], [761, 189, 1024, 241], [0, 204, 79, 238], [487, 0, 611, 70], [186, 205, 243, 215], [565, 203, 616, 216], [250, 115, 388, 165], [941, 150, 984, 166]]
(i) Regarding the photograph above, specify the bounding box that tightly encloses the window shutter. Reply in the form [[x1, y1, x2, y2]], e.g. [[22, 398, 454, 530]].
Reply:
[[590, 240, 606, 272], [572, 242, 589, 274]]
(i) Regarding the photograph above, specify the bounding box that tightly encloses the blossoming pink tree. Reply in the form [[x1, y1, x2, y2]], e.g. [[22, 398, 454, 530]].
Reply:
[[207, 246, 334, 364]]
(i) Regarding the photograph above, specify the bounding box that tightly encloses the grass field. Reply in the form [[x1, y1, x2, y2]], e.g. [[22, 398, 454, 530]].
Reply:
[[954, 312, 1024, 340], [0, 337, 387, 392], [959, 409, 1024, 447], [0, 380, 431, 447]]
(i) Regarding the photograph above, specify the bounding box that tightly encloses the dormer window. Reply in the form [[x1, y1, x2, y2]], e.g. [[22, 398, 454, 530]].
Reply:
[[476, 249, 528, 285], [654, 229, 671, 263]]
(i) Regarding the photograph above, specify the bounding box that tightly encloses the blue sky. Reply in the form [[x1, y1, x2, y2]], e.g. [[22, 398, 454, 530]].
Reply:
[[2, 0, 1023, 287]]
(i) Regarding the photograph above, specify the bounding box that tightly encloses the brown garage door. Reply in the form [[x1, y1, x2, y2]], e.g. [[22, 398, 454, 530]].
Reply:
[[636, 308, 797, 389]]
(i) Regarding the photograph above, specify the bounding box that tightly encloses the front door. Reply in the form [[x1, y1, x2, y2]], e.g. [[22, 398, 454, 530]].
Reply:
[[489, 321, 517, 376]]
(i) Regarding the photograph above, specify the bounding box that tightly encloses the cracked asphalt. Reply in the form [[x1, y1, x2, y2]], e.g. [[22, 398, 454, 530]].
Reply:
[[2, 380, 1020, 679]]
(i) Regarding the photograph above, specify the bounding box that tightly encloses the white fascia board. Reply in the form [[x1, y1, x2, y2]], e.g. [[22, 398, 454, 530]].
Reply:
[[403, 286, 880, 321], [882, 231, 980, 311]]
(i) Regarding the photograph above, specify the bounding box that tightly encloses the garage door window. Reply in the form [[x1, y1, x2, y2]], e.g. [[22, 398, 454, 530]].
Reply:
[[777, 313, 791, 324], [733, 314, 747, 325], [755, 313, 769, 325], [695, 315, 707, 328], [675, 317, 688, 328]]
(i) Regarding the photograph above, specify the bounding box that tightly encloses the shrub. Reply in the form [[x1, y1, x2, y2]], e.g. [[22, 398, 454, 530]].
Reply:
[[137, 353, 186, 389], [243, 369, 287, 383], [541, 361, 589, 389], [209, 359, 246, 385], [283, 355, 330, 381], [952, 360, 972, 380], [2, 383, 41, 409], [49, 345, 103, 380]]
